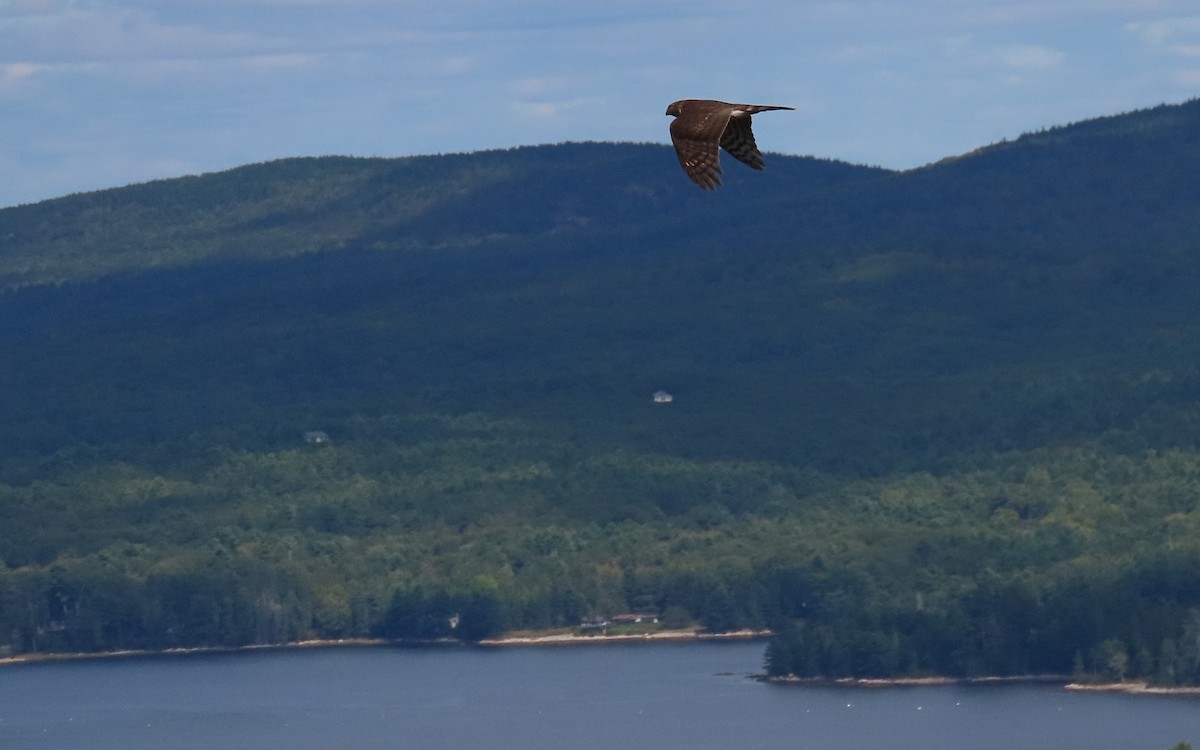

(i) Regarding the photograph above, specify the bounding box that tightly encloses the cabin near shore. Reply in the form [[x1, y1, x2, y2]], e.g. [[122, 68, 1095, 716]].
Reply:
[[580, 613, 661, 633]]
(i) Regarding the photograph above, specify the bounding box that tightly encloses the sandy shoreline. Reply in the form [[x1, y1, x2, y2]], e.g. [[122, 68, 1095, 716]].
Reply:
[[1063, 681, 1200, 697], [765, 674, 1067, 688], [766, 673, 1200, 697], [0, 637, 393, 669], [478, 628, 772, 646], [0, 629, 770, 669]]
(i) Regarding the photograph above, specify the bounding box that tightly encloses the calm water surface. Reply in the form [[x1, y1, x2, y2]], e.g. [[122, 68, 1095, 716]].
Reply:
[[1, 641, 1197, 750]]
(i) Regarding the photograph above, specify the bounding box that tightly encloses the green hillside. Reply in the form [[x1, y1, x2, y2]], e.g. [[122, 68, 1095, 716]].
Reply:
[[2, 100, 1200, 683]]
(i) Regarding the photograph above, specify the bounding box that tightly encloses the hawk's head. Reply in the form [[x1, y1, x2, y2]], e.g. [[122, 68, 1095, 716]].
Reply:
[[665, 101, 684, 117]]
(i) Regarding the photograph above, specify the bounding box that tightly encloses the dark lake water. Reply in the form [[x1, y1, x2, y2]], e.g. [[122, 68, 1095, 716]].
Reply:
[[1, 640, 1197, 750]]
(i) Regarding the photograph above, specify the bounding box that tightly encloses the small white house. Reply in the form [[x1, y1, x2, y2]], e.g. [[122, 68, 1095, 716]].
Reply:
[[611, 613, 659, 625], [652, 390, 674, 404]]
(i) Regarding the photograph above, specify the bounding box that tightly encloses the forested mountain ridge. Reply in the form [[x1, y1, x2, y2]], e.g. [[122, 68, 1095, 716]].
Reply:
[[2, 99, 1200, 683], [0, 144, 883, 289], [3, 99, 1195, 288]]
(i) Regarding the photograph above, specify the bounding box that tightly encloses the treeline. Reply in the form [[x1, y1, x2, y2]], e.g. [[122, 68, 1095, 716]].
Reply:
[[0, 559, 322, 654], [0, 552, 768, 654], [765, 552, 1200, 685], [7, 529, 1200, 690]]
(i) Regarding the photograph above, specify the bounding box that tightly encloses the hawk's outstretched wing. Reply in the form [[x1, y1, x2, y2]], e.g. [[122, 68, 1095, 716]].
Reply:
[[720, 116, 765, 170]]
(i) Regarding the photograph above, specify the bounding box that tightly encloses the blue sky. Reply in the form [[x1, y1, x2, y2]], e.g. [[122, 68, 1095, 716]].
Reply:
[[1, 0, 1198, 208]]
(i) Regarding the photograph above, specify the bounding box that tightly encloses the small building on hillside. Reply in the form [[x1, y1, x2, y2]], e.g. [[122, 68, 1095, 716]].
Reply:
[[652, 390, 673, 404], [303, 430, 331, 445], [578, 613, 660, 635]]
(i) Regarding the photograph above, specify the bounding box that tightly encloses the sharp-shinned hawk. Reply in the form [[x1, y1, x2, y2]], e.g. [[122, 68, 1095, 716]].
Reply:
[[665, 99, 795, 190]]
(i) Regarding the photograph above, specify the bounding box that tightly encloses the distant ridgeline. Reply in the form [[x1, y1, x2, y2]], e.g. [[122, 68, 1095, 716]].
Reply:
[[2, 100, 1200, 684]]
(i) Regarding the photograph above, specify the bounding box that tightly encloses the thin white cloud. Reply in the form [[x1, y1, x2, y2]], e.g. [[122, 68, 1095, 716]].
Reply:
[[2, 61, 48, 79], [244, 52, 321, 70], [509, 76, 573, 98], [513, 101, 560, 120], [0, 0, 70, 15], [510, 96, 593, 121], [1125, 16, 1200, 46], [437, 55, 474, 75], [1174, 68, 1200, 86], [999, 43, 1066, 69], [1, 5, 280, 65]]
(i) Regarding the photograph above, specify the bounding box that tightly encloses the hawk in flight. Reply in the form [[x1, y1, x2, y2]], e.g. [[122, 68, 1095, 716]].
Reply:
[[665, 99, 794, 190]]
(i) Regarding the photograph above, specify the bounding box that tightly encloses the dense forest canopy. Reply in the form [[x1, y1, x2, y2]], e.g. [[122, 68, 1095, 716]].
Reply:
[[1, 99, 1200, 683]]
